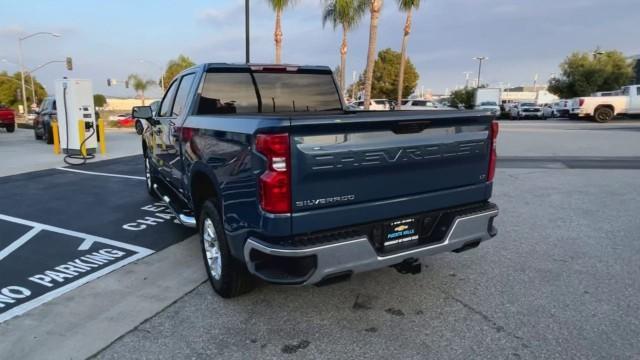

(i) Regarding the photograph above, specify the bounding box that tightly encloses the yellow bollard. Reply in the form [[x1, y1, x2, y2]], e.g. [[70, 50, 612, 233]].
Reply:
[[98, 118, 106, 155], [52, 121, 60, 154], [78, 120, 87, 157]]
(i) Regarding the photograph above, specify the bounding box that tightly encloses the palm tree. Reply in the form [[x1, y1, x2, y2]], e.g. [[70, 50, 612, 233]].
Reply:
[[322, 0, 367, 95], [127, 74, 155, 105], [362, 0, 383, 110], [267, 0, 296, 64], [395, 0, 420, 109]]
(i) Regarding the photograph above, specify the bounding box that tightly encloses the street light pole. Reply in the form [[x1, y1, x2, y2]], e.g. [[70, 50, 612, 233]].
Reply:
[[17, 32, 61, 114], [473, 56, 488, 88], [18, 39, 27, 114], [245, 0, 250, 64]]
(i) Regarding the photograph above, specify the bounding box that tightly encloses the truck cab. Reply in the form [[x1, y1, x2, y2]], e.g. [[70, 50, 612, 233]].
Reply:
[[133, 63, 499, 298]]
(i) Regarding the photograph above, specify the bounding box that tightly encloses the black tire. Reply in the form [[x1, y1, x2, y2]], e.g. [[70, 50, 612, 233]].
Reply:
[[6, 125, 15, 133], [143, 155, 160, 199], [34, 127, 43, 140], [593, 107, 614, 123], [45, 125, 54, 144], [199, 200, 254, 298]]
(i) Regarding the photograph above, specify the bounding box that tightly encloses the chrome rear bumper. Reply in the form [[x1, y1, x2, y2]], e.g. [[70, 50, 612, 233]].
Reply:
[[244, 208, 499, 285]]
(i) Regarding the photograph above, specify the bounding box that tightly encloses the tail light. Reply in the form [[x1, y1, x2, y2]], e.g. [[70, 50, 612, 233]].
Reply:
[[487, 121, 499, 182], [578, 98, 585, 106], [256, 133, 291, 214]]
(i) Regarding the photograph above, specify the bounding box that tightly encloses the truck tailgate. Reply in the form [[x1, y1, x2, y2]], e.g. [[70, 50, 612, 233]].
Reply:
[[288, 111, 494, 232]]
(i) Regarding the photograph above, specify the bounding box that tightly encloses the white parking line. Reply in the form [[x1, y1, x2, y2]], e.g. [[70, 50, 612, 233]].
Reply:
[[0, 213, 154, 323], [0, 227, 42, 261], [55, 167, 145, 180]]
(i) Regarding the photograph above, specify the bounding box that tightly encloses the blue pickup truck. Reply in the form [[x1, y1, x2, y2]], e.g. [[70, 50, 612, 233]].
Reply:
[[132, 63, 499, 298]]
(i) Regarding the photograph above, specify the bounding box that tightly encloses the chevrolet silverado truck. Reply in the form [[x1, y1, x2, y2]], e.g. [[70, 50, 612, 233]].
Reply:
[[132, 63, 500, 298], [0, 104, 16, 133], [571, 85, 640, 122]]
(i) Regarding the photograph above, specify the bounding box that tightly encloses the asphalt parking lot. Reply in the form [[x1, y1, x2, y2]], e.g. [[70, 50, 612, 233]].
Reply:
[[1, 119, 639, 359]]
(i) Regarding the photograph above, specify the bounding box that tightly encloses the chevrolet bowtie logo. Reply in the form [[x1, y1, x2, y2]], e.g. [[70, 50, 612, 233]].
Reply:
[[394, 225, 409, 232]]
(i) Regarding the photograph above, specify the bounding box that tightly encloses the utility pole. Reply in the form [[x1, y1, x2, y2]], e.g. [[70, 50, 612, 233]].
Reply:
[[245, 0, 250, 64], [473, 56, 488, 88]]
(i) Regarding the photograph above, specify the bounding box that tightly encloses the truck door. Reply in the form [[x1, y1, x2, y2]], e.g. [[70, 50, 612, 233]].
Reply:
[[151, 73, 196, 191], [631, 86, 640, 113]]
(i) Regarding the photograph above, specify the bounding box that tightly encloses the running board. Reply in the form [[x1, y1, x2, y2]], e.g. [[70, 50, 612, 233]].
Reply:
[[153, 184, 197, 228]]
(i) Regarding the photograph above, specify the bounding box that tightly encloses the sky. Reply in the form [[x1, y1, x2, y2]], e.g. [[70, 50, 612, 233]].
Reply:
[[1, 0, 639, 98]]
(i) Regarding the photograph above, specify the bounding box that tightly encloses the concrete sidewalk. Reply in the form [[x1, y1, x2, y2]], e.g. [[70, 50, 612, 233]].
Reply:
[[0, 128, 141, 177]]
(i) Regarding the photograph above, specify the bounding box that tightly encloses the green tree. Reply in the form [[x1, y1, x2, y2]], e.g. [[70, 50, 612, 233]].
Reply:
[[267, 0, 296, 64], [93, 94, 107, 108], [449, 87, 475, 109], [395, 0, 420, 109], [322, 0, 368, 94], [548, 51, 634, 98], [127, 74, 155, 105], [0, 71, 46, 109], [362, 0, 383, 109], [371, 48, 419, 99], [162, 55, 195, 88]]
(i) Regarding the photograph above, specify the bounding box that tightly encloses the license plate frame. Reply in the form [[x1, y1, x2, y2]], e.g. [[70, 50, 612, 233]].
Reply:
[[383, 217, 420, 248]]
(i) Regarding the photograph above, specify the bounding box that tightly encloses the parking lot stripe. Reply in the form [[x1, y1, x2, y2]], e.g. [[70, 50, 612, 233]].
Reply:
[[0, 213, 153, 254], [0, 226, 41, 261], [55, 167, 145, 180], [0, 213, 155, 323]]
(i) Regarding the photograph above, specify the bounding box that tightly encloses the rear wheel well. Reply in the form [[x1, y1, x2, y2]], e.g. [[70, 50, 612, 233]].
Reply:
[[191, 171, 220, 219], [594, 104, 615, 114]]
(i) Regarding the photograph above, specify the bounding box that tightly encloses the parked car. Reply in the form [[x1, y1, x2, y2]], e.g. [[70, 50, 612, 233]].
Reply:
[[542, 104, 555, 118], [349, 99, 390, 111], [0, 104, 16, 133], [26, 110, 38, 122], [132, 63, 500, 298], [509, 102, 543, 119], [399, 99, 443, 110], [475, 88, 501, 112], [33, 96, 56, 143], [571, 85, 640, 122], [475, 101, 501, 115], [109, 113, 132, 121]]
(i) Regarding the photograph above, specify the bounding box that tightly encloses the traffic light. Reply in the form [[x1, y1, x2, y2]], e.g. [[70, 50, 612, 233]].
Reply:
[[107, 78, 112, 87], [125, 80, 129, 89], [66, 57, 73, 71]]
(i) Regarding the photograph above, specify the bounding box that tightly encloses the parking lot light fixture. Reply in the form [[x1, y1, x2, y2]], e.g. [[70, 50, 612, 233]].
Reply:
[[473, 56, 488, 88], [17, 32, 62, 114]]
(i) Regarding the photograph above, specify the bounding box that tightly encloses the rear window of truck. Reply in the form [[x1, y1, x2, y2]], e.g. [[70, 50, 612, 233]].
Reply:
[[196, 71, 341, 114]]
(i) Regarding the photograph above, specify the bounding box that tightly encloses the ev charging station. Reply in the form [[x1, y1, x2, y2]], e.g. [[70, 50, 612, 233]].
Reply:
[[54, 79, 97, 155]]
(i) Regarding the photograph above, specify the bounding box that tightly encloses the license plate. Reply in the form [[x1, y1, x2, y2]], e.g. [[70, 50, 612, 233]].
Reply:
[[383, 218, 419, 247]]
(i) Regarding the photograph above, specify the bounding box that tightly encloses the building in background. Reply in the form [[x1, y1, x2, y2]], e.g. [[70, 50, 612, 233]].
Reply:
[[104, 97, 160, 111]]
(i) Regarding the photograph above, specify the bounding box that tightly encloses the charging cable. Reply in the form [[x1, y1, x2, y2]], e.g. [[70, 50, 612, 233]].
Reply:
[[64, 126, 96, 166]]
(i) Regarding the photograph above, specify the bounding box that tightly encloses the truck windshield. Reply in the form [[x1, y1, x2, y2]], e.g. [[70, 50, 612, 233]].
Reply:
[[196, 71, 342, 115]]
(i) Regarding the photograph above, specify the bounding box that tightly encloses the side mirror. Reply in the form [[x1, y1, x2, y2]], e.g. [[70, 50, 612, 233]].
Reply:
[[132, 106, 154, 123]]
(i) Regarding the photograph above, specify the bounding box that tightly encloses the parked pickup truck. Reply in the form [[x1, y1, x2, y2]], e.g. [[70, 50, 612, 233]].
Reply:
[[0, 104, 16, 133], [132, 63, 500, 298], [571, 85, 640, 122]]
